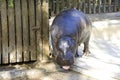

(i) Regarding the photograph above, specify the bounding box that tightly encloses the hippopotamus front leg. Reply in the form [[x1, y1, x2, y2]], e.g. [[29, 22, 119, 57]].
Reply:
[[75, 47, 79, 57]]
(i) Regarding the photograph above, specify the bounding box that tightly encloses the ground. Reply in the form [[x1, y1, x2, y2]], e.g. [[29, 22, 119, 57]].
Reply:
[[0, 17, 120, 80]]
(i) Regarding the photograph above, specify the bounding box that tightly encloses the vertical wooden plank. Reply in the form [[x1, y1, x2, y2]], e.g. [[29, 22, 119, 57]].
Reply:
[[15, 0, 22, 62], [21, 0, 29, 62], [36, 0, 42, 61], [0, 11, 1, 64], [88, 0, 91, 14], [117, 0, 119, 11], [93, 0, 96, 13], [83, 1, 86, 13], [113, 0, 117, 12], [72, 0, 77, 8], [28, 0, 36, 61], [1, 0, 9, 64], [98, 0, 101, 13], [52, 0, 55, 15], [50, 0, 54, 16], [108, 0, 111, 12], [61, 0, 65, 10], [56, 0, 59, 14], [8, 0, 16, 63], [66, 0, 71, 8], [80, 0, 83, 12], [49, 0, 52, 17], [41, 0, 50, 61], [77, 0, 80, 10], [103, 0, 106, 13]]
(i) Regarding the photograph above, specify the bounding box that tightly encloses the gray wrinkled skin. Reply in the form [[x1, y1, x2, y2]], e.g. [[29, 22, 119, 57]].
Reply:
[[49, 9, 92, 67]]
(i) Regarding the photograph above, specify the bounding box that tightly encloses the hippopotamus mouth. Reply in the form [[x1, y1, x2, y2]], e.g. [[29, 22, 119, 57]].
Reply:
[[62, 66, 71, 70]]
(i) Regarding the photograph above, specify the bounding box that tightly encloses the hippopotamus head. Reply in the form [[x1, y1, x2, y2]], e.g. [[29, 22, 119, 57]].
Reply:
[[55, 36, 76, 70]]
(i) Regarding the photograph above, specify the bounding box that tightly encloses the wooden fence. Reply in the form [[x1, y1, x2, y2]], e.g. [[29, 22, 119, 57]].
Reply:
[[49, 0, 120, 17], [0, 0, 119, 65], [0, 0, 49, 64]]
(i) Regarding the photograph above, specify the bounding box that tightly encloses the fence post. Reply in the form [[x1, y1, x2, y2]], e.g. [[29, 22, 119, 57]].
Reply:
[[93, 0, 96, 14], [72, 0, 77, 8], [61, 0, 65, 10], [35, 0, 42, 63], [83, 1, 86, 13], [28, 0, 37, 61], [66, 0, 71, 8], [1, 0, 9, 64], [0, 6, 1, 64], [113, 0, 117, 12], [21, 0, 30, 62], [88, 0, 91, 14], [41, 0, 50, 62], [108, 0, 111, 12], [52, 0, 55, 16], [76, 0, 80, 10], [56, 0, 59, 14], [8, 0, 16, 63], [15, 0, 22, 62], [103, 0, 106, 13], [98, 0, 101, 13]]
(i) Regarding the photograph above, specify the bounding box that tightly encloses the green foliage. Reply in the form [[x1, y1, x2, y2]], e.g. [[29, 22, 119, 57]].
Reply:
[[8, 0, 14, 8], [0, 0, 14, 9]]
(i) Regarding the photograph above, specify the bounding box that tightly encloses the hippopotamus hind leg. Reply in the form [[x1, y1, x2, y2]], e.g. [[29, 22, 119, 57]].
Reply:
[[75, 48, 79, 57], [83, 37, 90, 56]]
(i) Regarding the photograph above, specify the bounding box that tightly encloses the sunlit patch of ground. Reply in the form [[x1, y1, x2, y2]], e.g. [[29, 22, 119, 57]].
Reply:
[[49, 18, 120, 80], [73, 40, 120, 80], [73, 21, 120, 80]]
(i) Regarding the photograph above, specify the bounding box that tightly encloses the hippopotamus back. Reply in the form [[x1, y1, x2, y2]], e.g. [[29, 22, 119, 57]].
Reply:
[[51, 9, 91, 44]]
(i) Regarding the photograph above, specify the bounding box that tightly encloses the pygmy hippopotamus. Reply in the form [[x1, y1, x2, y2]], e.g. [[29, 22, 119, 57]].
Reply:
[[49, 9, 92, 70]]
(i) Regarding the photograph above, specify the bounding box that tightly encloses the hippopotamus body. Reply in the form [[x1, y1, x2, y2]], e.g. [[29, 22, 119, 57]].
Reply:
[[50, 9, 92, 70]]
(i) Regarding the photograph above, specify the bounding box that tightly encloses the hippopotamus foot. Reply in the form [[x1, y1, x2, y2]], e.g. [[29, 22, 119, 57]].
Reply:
[[49, 53, 52, 58], [83, 40, 90, 56], [49, 52, 55, 58], [75, 51, 79, 57], [83, 48, 90, 56]]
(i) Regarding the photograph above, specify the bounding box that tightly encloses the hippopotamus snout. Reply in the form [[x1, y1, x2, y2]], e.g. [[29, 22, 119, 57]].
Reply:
[[56, 51, 74, 66], [55, 37, 76, 69], [56, 52, 74, 70]]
